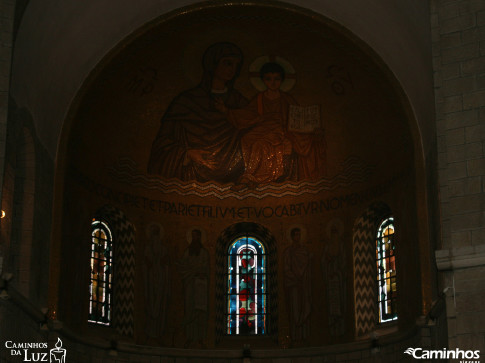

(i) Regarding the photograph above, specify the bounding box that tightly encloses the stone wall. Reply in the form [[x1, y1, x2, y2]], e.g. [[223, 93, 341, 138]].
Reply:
[[431, 0, 485, 353]]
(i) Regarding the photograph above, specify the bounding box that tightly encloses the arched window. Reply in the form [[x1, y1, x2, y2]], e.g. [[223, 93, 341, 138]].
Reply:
[[376, 217, 397, 323], [89, 219, 113, 325], [226, 236, 266, 335]]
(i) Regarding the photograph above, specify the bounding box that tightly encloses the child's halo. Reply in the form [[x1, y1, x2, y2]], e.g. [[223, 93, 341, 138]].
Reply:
[[249, 55, 296, 92]]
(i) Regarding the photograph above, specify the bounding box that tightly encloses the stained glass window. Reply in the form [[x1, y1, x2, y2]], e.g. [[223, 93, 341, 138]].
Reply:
[[88, 219, 113, 325], [376, 217, 397, 323], [226, 236, 266, 335]]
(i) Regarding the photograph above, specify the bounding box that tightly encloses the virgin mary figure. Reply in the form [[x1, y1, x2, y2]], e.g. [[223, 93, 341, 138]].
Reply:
[[147, 42, 248, 183]]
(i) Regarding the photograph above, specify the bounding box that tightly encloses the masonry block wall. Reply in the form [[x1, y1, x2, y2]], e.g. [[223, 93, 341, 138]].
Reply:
[[431, 0, 485, 353]]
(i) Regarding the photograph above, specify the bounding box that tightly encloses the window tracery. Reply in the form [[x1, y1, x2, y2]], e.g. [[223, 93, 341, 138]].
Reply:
[[226, 236, 266, 335], [376, 217, 397, 323], [89, 219, 113, 325]]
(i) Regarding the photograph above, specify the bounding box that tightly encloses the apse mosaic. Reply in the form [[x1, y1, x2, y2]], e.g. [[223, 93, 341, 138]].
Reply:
[[69, 6, 412, 202], [147, 44, 326, 188], [63, 4, 417, 348]]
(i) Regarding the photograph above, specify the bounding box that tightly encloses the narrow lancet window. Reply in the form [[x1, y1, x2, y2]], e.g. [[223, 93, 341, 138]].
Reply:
[[227, 236, 266, 335], [376, 217, 397, 323], [89, 219, 113, 325]]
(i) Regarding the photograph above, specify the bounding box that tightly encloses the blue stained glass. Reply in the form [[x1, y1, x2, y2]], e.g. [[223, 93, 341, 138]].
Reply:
[[226, 236, 266, 335]]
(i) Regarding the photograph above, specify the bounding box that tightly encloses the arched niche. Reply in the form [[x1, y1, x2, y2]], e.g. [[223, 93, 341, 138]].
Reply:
[[215, 222, 278, 345], [51, 1, 430, 348], [93, 205, 136, 337], [353, 202, 392, 337]]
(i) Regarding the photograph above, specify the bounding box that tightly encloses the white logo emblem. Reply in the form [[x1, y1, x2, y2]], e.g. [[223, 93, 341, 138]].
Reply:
[[404, 348, 416, 356], [404, 347, 480, 361], [49, 338, 66, 363]]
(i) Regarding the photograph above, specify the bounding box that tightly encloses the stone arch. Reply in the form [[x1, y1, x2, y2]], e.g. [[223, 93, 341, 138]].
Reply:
[[94, 205, 136, 337], [215, 222, 278, 342], [352, 202, 392, 337]]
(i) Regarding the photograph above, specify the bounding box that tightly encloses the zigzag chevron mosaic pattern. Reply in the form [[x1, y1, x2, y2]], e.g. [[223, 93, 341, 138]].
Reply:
[[97, 205, 136, 337], [353, 203, 390, 337], [109, 156, 374, 200]]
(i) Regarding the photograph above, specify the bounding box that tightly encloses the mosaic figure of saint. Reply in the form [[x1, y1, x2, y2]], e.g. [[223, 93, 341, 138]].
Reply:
[[321, 220, 347, 337], [283, 227, 312, 343], [218, 57, 326, 190], [218, 61, 296, 189], [177, 228, 210, 348], [143, 223, 171, 339], [147, 42, 248, 183]]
